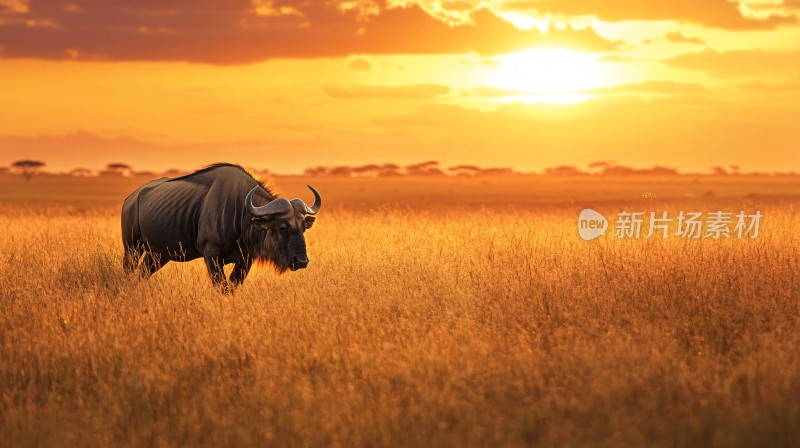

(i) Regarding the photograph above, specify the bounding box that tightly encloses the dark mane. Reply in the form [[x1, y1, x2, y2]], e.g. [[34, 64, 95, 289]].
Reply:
[[172, 162, 279, 198]]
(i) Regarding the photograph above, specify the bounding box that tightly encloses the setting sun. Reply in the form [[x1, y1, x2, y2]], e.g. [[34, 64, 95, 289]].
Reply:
[[487, 48, 608, 103]]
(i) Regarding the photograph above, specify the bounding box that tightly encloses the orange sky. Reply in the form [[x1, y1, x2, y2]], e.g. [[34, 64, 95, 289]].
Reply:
[[0, 0, 799, 173]]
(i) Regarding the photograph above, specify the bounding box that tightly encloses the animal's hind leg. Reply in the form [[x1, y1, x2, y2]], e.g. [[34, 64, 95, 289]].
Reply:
[[140, 251, 168, 278], [123, 242, 143, 274]]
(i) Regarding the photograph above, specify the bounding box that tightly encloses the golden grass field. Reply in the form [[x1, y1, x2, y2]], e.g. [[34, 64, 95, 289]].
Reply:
[[1, 174, 799, 447]]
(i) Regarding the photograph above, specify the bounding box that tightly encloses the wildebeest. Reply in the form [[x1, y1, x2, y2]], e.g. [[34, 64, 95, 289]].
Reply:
[[121, 163, 321, 292]]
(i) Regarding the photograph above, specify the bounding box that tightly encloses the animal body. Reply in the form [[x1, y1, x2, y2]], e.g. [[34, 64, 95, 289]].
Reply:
[[121, 163, 321, 292]]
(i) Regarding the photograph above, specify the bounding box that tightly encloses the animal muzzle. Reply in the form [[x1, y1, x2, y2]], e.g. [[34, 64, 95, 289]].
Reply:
[[289, 237, 309, 271], [290, 257, 309, 271]]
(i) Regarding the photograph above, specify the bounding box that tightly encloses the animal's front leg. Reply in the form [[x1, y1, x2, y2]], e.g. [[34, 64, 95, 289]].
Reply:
[[230, 260, 252, 287], [203, 251, 231, 294]]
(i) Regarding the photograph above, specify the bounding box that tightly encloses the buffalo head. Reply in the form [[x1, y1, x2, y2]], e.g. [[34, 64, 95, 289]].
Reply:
[[245, 185, 321, 271]]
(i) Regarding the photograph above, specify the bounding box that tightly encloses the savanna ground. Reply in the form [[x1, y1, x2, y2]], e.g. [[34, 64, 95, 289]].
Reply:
[[1, 174, 799, 447]]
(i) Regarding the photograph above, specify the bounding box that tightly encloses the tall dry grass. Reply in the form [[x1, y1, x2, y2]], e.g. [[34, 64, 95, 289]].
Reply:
[[1, 176, 799, 447]]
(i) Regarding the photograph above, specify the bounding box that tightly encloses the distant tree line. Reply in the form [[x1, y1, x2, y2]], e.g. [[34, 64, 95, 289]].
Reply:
[[305, 161, 515, 177], [542, 162, 793, 177], [1, 159, 797, 180]]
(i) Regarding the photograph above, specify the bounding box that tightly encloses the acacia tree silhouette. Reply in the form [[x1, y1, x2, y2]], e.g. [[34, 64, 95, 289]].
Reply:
[[11, 160, 45, 181], [105, 163, 132, 176]]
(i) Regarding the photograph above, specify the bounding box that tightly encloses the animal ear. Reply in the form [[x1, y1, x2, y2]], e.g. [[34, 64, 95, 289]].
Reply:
[[304, 215, 316, 229]]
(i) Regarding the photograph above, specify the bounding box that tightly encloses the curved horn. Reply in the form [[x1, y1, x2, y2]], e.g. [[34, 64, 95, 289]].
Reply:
[[288, 185, 322, 216], [306, 185, 322, 215], [245, 186, 290, 218]]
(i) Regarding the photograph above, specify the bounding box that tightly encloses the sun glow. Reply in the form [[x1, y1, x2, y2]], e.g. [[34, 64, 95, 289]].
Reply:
[[487, 48, 608, 103], [491, 92, 595, 105]]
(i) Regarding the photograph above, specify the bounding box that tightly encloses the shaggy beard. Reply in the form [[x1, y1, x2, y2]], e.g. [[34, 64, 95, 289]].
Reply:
[[242, 224, 291, 274]]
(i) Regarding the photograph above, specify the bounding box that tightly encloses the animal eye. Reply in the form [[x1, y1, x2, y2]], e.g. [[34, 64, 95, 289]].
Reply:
[[279, 225, 289, 233]]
